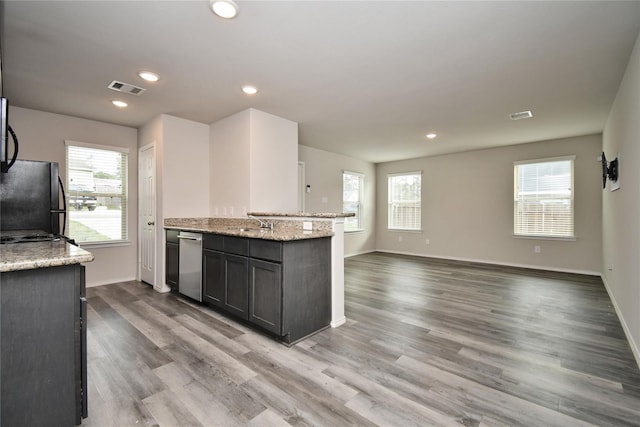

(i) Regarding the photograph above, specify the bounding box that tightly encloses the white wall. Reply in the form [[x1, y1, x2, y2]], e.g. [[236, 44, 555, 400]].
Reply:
[[161, 115, 210, 217], [299, 145, 376, 256], [139, 114, 209, 290], [209, 108, 298, 216], [376, 134, 603, 274], [9, 106, 138, 286], [602, 31, 640, 363], [209, 109, 251, 216], [250, 109, 298, 213]]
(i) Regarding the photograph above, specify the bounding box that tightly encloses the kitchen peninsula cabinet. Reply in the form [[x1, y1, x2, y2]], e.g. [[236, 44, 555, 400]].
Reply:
[[165, 229, 180, 291], [200, 232, 331, 345]]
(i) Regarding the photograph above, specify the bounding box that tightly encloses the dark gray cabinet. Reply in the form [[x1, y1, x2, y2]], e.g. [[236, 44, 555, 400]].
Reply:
[[203, 247, 224, 307], [203, 235, 249, 319], [1, 264, 87, 426], [249, 258, 282, 334], [202, 233, 331, 345], [165, 229, 180, 291]]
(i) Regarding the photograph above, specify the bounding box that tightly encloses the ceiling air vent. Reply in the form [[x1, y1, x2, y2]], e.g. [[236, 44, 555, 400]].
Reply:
[[509, 110, 533, 121], [107, 80, 146, 96]]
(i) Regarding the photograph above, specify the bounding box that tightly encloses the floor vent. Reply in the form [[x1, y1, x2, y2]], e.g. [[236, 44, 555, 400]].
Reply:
[[107, 80, 146, 96]]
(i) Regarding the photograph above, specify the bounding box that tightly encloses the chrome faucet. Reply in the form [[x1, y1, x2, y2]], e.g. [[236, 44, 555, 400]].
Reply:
[[248, 215, 274, 230]]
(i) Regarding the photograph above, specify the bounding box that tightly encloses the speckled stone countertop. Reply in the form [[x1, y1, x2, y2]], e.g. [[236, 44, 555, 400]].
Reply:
[[248, 212, 355, 218], [164, 217, 334, 241], [0, 240, 95, 273]]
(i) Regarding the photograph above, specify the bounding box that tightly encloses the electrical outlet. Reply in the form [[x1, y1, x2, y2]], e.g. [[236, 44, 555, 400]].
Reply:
[[398, 236, 403, 242], [534, 245, 541, 253], [426, 239, 430, 245]]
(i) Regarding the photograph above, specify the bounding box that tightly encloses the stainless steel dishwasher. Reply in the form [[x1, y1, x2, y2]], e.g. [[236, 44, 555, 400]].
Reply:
[[177, 231, 203, 301]]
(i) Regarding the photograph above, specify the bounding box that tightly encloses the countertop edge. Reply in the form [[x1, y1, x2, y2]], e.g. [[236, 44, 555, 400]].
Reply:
[[163, 225, 333, 241], [1, 242, 95, 273], [248, 212, 355, 218]]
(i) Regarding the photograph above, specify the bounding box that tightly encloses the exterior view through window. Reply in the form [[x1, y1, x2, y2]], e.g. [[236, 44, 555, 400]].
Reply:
[[66, 142, 128, 244], [343, 171, 364, 231], [388, 172, 421, 230], [514, 156, 574, 238]]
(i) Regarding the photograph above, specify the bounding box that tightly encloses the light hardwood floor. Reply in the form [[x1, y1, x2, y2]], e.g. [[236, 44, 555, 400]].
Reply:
[[84, 252, 640, 426]]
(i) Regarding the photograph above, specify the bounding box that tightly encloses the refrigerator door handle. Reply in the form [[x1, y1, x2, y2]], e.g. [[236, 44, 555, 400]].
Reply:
[[58, 175, 68, 236], [6, 126, 19, 170]]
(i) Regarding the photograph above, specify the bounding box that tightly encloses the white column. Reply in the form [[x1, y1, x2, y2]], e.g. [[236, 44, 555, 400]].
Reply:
[[330, 218, 346, 327]]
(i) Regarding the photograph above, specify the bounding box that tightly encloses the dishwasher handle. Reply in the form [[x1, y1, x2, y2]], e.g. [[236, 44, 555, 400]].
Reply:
[[177, 234, 202, 241]]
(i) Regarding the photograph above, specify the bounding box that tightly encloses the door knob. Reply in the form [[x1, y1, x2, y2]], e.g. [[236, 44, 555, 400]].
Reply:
[[147, 221, 155, 226]]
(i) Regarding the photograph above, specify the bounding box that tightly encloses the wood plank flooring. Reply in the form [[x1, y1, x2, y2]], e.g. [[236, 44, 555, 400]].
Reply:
[[84, 252, 640, 426]]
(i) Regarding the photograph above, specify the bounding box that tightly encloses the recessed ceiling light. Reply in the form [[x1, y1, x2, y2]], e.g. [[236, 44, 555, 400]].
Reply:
[[242, 85, 258, 95], [138, 71, 159, 82], [426, 133, 437, 139], [509, 110, 533, 120], [210, 0, 239, 18], [111, 100, 128, 108]]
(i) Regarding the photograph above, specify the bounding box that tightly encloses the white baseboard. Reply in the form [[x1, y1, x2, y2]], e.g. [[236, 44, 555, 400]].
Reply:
[[331, 317, 347, 328], [345, 249, 376, 258], [86, 276, 137, 287], [601, 275, 640, 370], [373, 249, 601, 276]]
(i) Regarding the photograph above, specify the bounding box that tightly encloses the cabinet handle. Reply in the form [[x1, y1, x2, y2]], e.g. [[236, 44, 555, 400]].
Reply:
[[147, 221, 155, 226]]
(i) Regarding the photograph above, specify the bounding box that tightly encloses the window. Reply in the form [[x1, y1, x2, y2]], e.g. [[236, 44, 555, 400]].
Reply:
[[66, 141, 129, 244], [514, 156, 574, 238], [388, 171, 421, 230], [343, 171, 364, 231]]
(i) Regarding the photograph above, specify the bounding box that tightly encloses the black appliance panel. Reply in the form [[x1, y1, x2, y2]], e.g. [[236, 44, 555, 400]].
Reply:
[[0, 159, 61, 234]]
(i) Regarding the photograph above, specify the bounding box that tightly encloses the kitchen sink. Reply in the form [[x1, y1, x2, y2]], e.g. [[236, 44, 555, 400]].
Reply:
[[229, 227, 268, 233]]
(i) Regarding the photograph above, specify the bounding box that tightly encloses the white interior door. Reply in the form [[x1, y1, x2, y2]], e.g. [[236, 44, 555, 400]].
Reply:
[[139, 143, 156, 285]]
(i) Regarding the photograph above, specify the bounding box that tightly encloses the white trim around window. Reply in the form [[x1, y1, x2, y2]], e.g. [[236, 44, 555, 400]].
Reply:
[[343, 170, 364, 232], [388, 171, 422, 231], [513, 155, 575, 239]]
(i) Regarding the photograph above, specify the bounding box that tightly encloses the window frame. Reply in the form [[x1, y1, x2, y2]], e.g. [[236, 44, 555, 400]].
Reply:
[[387, 171, 422, 231], [65, 140, 130, 247], [513, 155, 576, 240], [343, 170, 364, 232]]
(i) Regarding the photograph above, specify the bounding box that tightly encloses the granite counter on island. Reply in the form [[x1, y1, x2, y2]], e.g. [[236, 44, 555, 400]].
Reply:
[[164, 216, 336, 241], [0, 239, 95, 272]]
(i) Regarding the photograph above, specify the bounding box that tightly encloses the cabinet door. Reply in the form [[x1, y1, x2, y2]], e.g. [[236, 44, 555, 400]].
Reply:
[[203, 249, 225, 308], [249, 259, 282, 335], [166, 242, 179, 291], [225, 254, 249, 319]]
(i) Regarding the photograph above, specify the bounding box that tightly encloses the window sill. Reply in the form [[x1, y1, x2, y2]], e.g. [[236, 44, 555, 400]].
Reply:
[[512, 234, 576, 242], [76, 240, 132, 249], [388, 229, 423, 233], [345, 229, 365, 234]]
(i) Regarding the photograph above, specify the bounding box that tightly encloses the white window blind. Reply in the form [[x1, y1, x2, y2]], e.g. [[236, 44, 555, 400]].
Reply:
[[66, 141, 128, 244], [514, 157, 574, 238], [343, 171, 364, 231], [388, 172, 421, 230]]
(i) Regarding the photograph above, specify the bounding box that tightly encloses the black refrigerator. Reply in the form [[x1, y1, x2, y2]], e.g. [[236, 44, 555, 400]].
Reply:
[[0, 159, 66, 235]]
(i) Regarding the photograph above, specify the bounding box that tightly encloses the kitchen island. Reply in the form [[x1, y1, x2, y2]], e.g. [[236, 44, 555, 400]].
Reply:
[[164, 214, 351, 344], [0, 239, 94, 426]]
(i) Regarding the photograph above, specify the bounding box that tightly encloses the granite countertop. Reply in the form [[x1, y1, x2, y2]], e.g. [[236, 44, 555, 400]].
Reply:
[[248, 212, 355, 218], [164, 217, 334, 241], [0, 240, 95, 273]]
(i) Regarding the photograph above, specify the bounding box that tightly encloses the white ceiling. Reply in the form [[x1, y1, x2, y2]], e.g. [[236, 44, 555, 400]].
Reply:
[[2, 1, 640, 163]]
